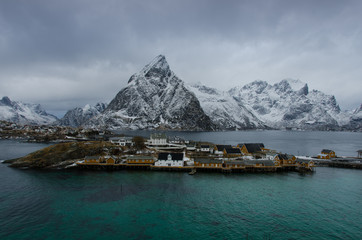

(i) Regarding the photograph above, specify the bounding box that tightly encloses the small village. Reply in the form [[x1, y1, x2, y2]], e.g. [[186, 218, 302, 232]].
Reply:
[[0, 120, 111, 142], [76, 133, 319, 173]]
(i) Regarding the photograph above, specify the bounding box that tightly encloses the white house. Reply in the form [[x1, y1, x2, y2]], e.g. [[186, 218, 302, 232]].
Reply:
[[109, 136, 134, 146], [148, 133, 168, 145], [200, 144, 211, 153], [154, 152, 184, 167]]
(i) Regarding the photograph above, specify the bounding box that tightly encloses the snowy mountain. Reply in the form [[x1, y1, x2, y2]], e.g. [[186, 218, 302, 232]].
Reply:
[[58, 103, 107, 127], [0, 96, 58, 125], [187, 84, 267, 130], [83, 55, 357, 131], [228, 79, 347, 130], [343, 104, 362, 130], [86, 55, 215, 130]]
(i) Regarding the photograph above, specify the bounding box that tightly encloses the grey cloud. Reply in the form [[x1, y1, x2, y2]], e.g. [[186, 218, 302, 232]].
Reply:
[[0, 0, 361, 115]]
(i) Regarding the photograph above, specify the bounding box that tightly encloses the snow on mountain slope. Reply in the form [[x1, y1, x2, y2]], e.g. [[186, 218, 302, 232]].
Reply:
[[58, 103, 107, 127], [187, 84, 266, 130], [343, 104, 362, 130], [228, 79, 347, 130], [86, 55, 215, 130], [0, 96, 58, 125]]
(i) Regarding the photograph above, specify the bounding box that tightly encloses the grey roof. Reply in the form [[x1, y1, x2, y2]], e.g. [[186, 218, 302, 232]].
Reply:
[[224, 160, 245, 165], [109, 136, 133, 141], [215, 145, 232, 151], [194, 158, 222, 164], [296, 159, 314, 163], [224, 148, 242, 154], [277, 154, 289, 160], [321, 149, 333, 153], [158, 152, 183, 161], [240, 143, 264, 153], [244, 160, 275, 166], [200, 145, 210, 148]]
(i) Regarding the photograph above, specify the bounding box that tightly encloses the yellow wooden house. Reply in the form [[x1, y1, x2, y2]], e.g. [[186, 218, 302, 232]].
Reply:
[[238, 143, 264, 155], [317, 149, 336, 159], [126, 156, 155, 165], [99, 156, 117, 165], [274, 154, 296, 166], [194, 158, 223, 168]]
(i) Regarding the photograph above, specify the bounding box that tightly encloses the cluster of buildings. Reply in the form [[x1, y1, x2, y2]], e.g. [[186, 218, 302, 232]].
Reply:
[[77, 133, 315, 172], [0, 121, 76, 141], [0, 120, 113, 142]]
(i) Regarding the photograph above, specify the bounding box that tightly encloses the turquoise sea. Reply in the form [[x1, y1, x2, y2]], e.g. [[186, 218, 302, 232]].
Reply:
[[0, 131, 361, 239]]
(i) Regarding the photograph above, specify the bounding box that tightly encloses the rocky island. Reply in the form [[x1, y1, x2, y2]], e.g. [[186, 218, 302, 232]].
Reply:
[[4, 134, 318, 173]]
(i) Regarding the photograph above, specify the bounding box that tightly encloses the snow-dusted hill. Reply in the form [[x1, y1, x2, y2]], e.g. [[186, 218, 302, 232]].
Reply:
[[58, 103, 107, 127], [0, 96, 58, 125], [228, 79, 348, 130], [344, 104, 362, 130], [86, 55, 215, 130], [187, 84, 267, 130]]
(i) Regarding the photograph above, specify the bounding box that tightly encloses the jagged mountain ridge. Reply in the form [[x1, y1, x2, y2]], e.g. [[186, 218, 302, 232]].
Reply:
[[187, 84, 267, 130], [345, 104, 362, 130], [0, 96, 58, 125], [86, 55, 215, 130], [57, 103, 107, 127], [226, 79, 346, 130], [2, 55, 357, 131], [84, 56, 357, 131]]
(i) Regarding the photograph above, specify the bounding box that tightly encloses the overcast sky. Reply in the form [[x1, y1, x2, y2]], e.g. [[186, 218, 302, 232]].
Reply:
[[0, 0, 361, 117]]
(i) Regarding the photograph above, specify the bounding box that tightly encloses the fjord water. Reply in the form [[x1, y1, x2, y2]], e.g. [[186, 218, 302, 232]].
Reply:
[[116, 130, 362, 156], [1, 131, 361, 240]]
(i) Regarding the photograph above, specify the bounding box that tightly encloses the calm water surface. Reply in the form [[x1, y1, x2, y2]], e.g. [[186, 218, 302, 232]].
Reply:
[[0, 132, 361, 240]]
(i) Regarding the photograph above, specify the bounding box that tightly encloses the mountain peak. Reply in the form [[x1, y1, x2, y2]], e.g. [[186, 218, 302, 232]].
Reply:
[[128, 55, 170, 84], [0, 96, 12, 106], [274, 79, 308, 94], [0, 96, 57, 125], [141, 54, 169, 74]]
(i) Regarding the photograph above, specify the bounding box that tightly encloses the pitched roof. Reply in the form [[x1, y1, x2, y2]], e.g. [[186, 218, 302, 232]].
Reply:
[[215, 145, 232, 151], [224, 160, 245, 165], [321, 149, 333, 153], [200, 145, 210, 148], [296, 159, 314, 163], [244, 160, 275, 166], [158, 152, 183, 161], [194, 158, 222, 164], [277, 154, 289, 160], [224, 148, 242, 154], [242, 143, 264, 153]]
